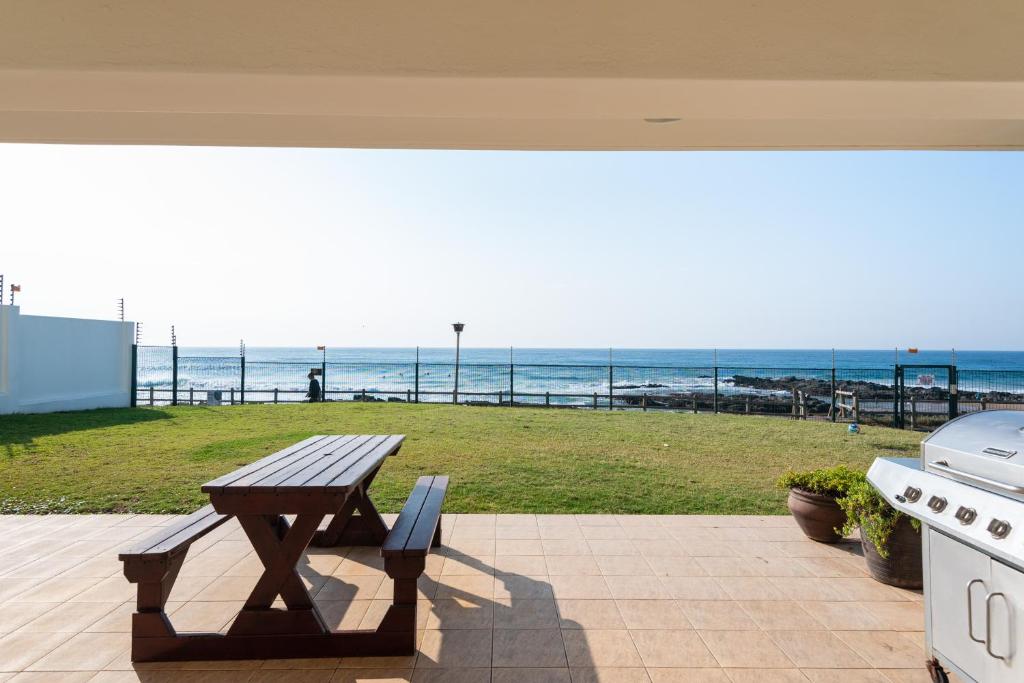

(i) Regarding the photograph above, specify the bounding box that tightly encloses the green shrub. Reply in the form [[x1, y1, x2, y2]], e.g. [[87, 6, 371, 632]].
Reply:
[[838, 479, 919, 558], [776, 464, 864, 498]]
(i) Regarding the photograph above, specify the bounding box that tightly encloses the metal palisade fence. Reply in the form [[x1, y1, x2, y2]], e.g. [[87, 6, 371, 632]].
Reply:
[[132, 346, 1024, 431]]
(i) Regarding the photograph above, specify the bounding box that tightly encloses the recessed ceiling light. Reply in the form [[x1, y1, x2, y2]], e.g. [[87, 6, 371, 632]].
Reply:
[[643, 117, 681, 124]]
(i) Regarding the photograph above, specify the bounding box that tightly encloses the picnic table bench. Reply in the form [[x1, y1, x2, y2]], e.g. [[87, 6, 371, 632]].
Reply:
[[119, 434, 448, 662]]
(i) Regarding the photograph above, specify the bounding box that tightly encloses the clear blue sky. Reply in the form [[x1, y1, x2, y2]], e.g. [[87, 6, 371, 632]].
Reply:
[[2, 145, 1021, 348]]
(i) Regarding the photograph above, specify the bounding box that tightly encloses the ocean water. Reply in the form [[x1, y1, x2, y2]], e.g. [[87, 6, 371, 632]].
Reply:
[[174, 347, 1021, 369], [136, 347, 1024, 401]]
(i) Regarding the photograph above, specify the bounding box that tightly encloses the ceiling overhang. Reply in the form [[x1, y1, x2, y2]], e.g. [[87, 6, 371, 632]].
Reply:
[[2, 1, 1023, 150]]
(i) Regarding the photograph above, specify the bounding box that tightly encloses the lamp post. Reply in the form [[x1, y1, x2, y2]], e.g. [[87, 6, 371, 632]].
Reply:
[[452, 322, 465, 404]]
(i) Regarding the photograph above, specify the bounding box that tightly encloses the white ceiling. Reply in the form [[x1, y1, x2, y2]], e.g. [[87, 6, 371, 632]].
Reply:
[[2, 1, 1023, 149]]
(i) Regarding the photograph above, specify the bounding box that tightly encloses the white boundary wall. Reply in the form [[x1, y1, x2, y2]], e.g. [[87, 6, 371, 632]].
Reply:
[[0, 306, 134, 414]]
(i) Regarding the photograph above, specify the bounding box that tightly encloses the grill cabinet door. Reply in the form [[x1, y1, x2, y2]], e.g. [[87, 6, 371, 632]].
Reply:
[[988, 559, 1024, 682], [929, 530, 991, 681]]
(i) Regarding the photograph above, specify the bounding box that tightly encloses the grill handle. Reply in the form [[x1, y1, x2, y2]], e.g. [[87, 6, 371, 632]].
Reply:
[[929, 460, 1024, 495], [985, 592, 1008, 661], [967, 579, 986, 644]]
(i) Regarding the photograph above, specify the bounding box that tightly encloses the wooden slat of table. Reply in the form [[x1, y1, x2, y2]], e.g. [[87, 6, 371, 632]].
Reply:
[[202, 435, 405, 496], [222, 435, 356, 490], [242, 436, 370, 489], [227, 437, 377, 497], [265, 437, 384, 492], [202, 435, 332, 491], [290, 435, 403, 491], [322, 435, 405, 489]]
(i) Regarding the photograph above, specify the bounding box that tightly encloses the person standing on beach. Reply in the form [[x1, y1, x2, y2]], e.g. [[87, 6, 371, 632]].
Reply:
[[306, 371, 322, 402]]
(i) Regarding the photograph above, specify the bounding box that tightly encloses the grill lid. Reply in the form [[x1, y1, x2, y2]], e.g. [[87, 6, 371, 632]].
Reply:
[[922, 410, 1024, 500]]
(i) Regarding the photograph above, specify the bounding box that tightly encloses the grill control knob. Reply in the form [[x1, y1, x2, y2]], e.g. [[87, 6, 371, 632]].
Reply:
[[954, 506, 978, 525], [988, 519, 1012, 539], [903, 487, 922, 503], [927, 496, 948, 513]]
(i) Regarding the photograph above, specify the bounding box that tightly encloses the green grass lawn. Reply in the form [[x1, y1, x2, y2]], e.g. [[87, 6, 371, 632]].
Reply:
[[0, 403, 921, 515]]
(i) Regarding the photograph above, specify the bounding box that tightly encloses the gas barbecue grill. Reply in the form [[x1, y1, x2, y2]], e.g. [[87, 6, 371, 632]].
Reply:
[[868, 410, 1024, 683]]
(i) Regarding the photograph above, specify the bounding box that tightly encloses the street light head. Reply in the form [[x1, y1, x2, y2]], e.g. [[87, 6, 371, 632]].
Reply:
[[452, 322, 465, 333]]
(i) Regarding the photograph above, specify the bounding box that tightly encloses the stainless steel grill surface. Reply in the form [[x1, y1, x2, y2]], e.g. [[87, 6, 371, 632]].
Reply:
[[868, 410, 1024, 683]]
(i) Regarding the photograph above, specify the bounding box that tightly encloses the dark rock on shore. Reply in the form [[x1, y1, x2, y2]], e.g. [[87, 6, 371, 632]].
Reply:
[[728, 375, 898, 399]]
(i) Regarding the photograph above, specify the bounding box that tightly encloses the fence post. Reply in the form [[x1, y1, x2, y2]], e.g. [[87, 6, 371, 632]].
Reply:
[[642, 394, 647, 411], [130, 344, 138, 407], [407, 389, 411, 403], [322, 360, 327, 402], [692, 398, 697, 414], [274, 388, 279, 404], [830, 368, 836, 423], [149, 386, 154, 406], [608, 365, 614, 411], [189, 387, 194, 405], [362, 388, 366, 402], [745, 396, 751, 414], [498, 391, 503, 406], [853, 394, 860, 423], [893, 365, 901, 428], [948, 365, 958, 421], [171, 345, 178, 406], [593, 392, 598, 409], [509, 363, 515, 407], [791, 389, 798, 419], [713, 366, 719, 414], [899, 367, 906, 428], [546, 391, 550, 407], [230, 388, 235, 405], [910, 397, 917, 431], [414, 360, 420, 403], [240, 354, 246, 405]]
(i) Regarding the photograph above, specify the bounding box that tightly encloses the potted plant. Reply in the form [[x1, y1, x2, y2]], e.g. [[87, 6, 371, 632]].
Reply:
[[776, 465, 862, 543], [838, 479, 923, 588]]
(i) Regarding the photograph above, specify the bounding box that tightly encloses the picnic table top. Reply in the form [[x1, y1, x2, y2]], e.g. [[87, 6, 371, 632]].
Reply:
[[201, 434, 405, 497]]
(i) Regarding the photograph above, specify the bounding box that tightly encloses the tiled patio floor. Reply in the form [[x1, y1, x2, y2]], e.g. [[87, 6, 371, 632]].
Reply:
[[0, 513, 940, 682]]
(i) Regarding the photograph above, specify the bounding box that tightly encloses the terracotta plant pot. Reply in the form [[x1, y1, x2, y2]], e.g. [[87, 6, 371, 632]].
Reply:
[[787, 487, 847, 543], [859, 516, 923, 589]]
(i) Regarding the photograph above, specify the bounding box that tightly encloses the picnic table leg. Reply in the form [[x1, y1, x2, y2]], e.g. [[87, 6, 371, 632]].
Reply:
[[229, 513, 329, 636], [313, 466, 390, 547], [376, 555, 424, 646], [124, 551, 186, 642]]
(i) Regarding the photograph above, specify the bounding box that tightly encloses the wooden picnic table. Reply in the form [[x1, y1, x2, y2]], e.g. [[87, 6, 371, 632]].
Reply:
[[120, 434, 448, 662], [204, 434, 404, 545], [201, 434, 404, 641]]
